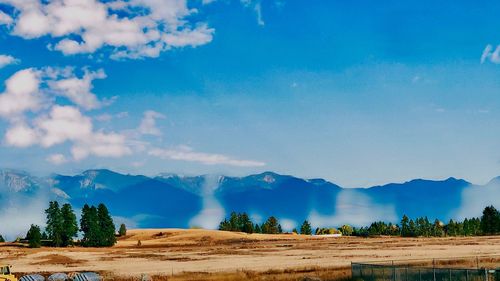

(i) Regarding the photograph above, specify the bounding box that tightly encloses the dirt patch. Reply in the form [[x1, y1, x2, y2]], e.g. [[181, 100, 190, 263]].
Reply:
[[31, 254, 86, 267]]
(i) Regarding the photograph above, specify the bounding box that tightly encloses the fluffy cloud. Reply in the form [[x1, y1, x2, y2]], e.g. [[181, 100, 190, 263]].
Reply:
[[4, 123, 38, 147], [48, 69, 106, 110], [35, 105, 93, 147], [0, 0, 215, 59], [46, 154, 68, 165], [71, 131, 131, 160], [0, 54, 19, 68], [138, 110, 165, 136], [149, 145, 266, 167], [0, 67, 132, 162], [0, 68, 43, 119], [0, 66, 264, 167], [11, 105, 131, 161]]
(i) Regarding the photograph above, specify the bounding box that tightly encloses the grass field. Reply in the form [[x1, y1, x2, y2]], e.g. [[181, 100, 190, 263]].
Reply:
[[3, 229, 500, 280]]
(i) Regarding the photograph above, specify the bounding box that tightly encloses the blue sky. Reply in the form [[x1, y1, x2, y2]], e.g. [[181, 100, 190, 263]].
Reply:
[[1, 0, 500, 187]]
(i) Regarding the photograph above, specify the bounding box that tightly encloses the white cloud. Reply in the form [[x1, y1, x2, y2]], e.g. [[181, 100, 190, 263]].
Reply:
[[35, 105, 93, 147], [4, 123, 38, 147], [149, 145, 266, 167], [0, 54, 19, 68], [71, 131, 131, 160], [47, 68, 106, 110], [0, 0, 215, 59], [138, 110, 165, 136], [241, 0, 265, 26], [254, 2, 264, 26], [46, 153, 68, 165], [0, 67, 132, 161], [95, 111, 128, 122], [0, 10, 13, 25], [481, 44, 500, 64], [0, 68, 43, 119]]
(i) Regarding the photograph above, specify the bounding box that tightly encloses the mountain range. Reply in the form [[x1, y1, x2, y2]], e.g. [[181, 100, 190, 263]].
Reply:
[[1, 169, 499, 234]]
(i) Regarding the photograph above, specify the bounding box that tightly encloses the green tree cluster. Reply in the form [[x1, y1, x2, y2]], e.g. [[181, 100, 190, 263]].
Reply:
[[26, 224, 42, 248], [80, 203, 117, 247], [353, 213, 481, 237], [45, 202, 78, 246], [219, 213, 283, 234], [480, 205, 500, 235], [218, 212, 255, 233]]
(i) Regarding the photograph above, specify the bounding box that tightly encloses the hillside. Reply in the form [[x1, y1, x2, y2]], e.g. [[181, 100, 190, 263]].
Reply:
[[0, 169, 498, 236]]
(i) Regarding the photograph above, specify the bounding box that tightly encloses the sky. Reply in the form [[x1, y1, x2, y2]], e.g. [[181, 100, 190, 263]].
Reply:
[[1, 0, 500, 187]]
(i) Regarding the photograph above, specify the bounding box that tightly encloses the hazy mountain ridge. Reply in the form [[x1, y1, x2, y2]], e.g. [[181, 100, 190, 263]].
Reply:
[[0, 168, 496, 231]]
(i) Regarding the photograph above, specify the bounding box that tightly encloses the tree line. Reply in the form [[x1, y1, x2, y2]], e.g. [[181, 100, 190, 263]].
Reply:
[[218, 205, 500, 238], [218, 212, 285, 234], [23, 201, 127, 248]]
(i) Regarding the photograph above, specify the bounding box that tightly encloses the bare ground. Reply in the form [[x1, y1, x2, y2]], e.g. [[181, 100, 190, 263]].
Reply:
[[2, 229, 500, 280]]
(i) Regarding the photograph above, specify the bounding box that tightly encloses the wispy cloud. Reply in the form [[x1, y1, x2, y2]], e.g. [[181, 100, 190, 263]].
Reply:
[[481, 44, 500, 64], [0, 54, 19, 69], [149, 145, 266, 167], [138, 110, 165, 136]]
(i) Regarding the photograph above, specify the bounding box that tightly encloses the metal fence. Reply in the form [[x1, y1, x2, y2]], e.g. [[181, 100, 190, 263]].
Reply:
[[352, 262, 493, 281]]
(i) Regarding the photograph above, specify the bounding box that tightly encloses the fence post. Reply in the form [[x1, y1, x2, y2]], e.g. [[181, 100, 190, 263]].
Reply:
[[393, 261, 396, 281], [419, 269, 422, 281], [466, 269, 469, 281], [449, 269, 451, 281], [433, 259, 436, 281]]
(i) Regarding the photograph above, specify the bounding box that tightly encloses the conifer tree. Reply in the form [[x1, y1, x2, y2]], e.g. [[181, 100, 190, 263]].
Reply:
[[119, 223, 127, 236], [300, 220, 312, 235], [480, 205, 500, 235], [45, 201, 63, 246], [26, 224, 42, 248], [81, 205, 99, 247], [97, 203, 116, 246], [61, 203, 78, 246]]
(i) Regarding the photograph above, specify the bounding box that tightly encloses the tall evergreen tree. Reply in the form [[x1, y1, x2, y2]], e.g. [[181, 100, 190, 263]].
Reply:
[[401, 215, 410, 237], [300, 220, 312, 235], [254, 223, 261, 234], [480, 205, 500, 235], [262, 216, 280, 234], [81, 205, 99, 247], [45, 201, 63, 247], [97, 203, 116, 246], [61, 203, 78, 246], [118, 224, 127, 236], [26, 224, 42, 248]]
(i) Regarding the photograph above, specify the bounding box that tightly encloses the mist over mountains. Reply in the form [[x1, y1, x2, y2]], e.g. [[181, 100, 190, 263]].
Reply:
[[0, 168, 499, 239]]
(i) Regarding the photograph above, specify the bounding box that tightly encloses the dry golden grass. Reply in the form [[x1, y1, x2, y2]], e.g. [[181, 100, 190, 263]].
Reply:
[[3, 229, 500, 280], [103, 266, 351, 281]]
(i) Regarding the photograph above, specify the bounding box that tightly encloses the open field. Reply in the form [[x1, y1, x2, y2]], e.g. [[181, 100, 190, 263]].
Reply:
[[3, 229, 500, 280]]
